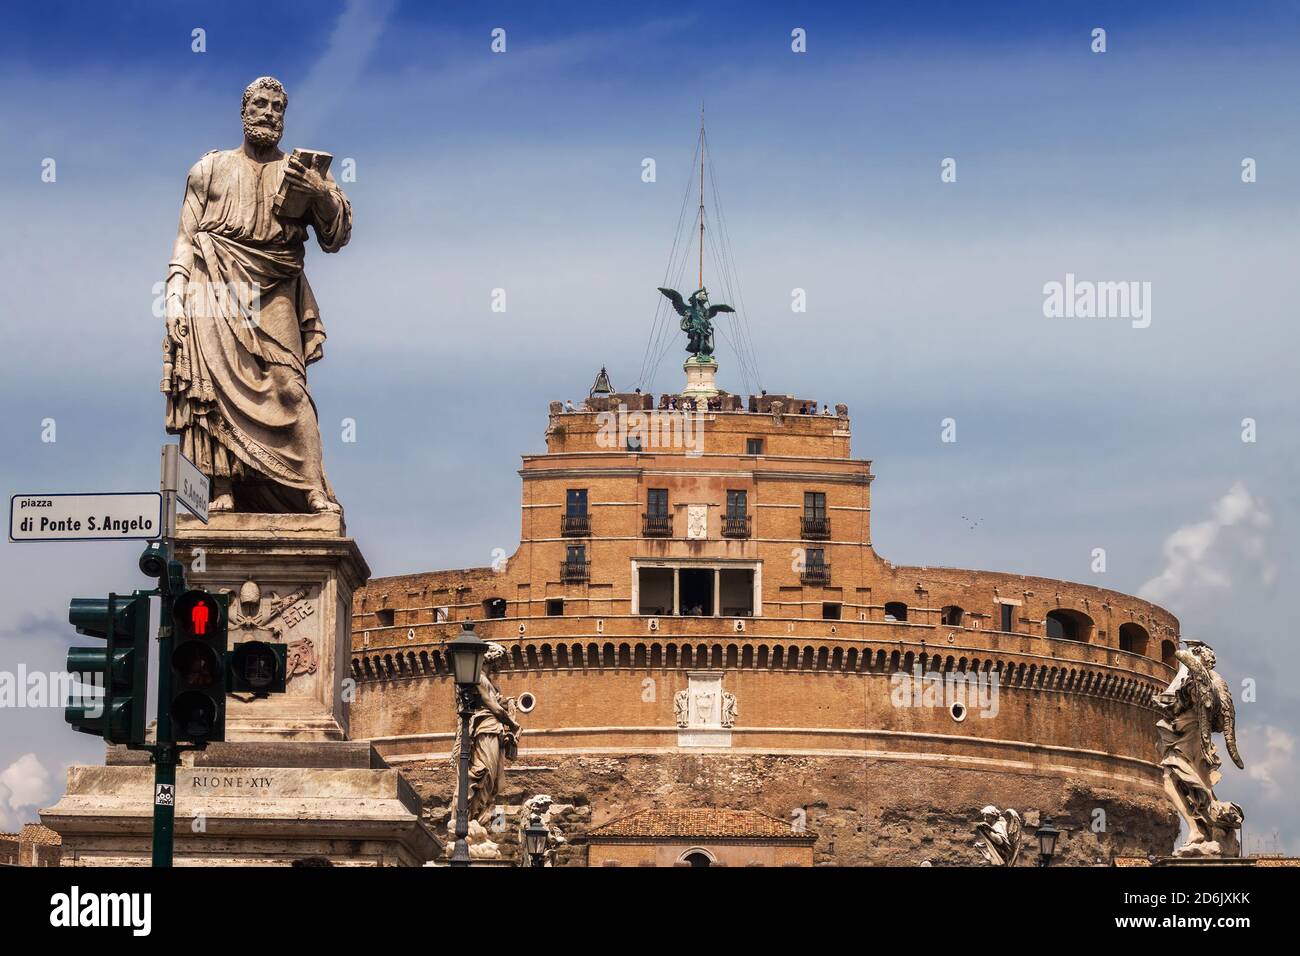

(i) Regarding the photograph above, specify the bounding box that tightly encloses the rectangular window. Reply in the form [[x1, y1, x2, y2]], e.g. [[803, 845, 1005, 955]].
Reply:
[[647, 488, 669, 517], [726, 490, 747, 517], [566, 488, 588, 516], [566, 544, 586, 564], [822, 602, 841, 620], [806, 548, 825, 568], [746, 438, 764, 455], [1000, 603, 1015, 632], [546, 598, 564, 616], [804, 492, 826, 519]]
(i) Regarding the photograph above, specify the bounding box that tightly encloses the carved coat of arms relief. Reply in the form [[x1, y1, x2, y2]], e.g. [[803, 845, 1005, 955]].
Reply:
[[222, 578, 319, 683]]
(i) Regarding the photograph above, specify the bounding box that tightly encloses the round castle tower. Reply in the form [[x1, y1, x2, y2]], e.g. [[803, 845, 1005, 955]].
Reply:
[[348, 367, 1180, 865]]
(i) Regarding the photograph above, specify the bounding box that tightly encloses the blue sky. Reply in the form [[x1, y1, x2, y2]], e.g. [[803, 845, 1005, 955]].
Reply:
[[1, 1, 1297, 853]]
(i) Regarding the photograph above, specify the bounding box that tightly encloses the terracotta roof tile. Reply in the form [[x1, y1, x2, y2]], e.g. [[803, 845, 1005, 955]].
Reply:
[[588, 808, 815, 841], [18, 824, 62, 846]]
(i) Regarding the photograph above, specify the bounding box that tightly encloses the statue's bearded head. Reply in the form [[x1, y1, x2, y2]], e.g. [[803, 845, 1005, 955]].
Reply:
[[241, 76, 287, 150]]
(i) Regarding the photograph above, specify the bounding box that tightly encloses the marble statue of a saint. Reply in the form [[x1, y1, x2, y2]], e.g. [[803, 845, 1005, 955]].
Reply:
[[162, 76, 352, 514], [1153, 641, 1245, 857], [973, 806, 1022, 866], [452, 643, 522, 828]]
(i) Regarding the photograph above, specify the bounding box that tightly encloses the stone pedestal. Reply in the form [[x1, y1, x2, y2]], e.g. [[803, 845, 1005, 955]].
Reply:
[[42, 741, 439, 866], [682, 356, 720, 400], [173, 512, 368, 741], [39, 511, 442, 866]]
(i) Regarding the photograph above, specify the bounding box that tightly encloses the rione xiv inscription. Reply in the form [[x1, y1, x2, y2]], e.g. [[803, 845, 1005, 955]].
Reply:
[[162, 76, 352, 514]]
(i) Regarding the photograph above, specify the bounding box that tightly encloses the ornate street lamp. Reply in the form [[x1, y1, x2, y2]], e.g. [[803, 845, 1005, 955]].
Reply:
[[524, 812, 549, 868], [1036, 816, 1060, 867], [447, 621, 487, 867], [447, 621, 488, 687]]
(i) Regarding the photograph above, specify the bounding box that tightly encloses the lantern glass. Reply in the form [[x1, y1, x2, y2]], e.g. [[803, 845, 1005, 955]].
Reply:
[[448, 624, 487, 687], [524, 815, 548, 858], [1037, 817, 1060, 859]]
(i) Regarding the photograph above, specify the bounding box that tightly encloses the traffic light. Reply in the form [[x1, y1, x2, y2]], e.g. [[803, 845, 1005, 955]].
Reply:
[[170, 589, 227, 743], [228, 641, 287, 696], [65, 592, 151, 744]]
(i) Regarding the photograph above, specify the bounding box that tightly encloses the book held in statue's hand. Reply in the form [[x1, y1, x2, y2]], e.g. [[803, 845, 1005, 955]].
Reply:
[[274, 148, 333, 219]]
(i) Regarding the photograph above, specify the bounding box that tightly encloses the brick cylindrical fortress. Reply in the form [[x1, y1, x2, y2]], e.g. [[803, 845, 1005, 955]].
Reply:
[[349, 393, 1179, 864]]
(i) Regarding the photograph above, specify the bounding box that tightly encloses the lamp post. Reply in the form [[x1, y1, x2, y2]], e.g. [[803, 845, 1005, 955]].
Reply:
[[524, 812, 549, 868], [1035, 815, 1060, 867], [447, 621, 487, 868]]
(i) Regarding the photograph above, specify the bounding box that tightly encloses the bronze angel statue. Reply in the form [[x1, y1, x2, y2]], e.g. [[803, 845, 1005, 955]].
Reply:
[[657, 286, 735, 359], [1152, 641, 1245, 857], [973, 806, 1023, 866]]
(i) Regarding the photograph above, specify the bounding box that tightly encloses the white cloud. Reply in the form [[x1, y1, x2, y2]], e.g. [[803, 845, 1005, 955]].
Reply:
[[1240, 724, 1296, 798], [1139, 482, 1273, 605], [0, 752, 53, 831]]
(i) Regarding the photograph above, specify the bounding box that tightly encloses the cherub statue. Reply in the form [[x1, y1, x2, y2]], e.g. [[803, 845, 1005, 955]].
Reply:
[[1153, 641, 1245, 857], [973, 806, 1023, 866]]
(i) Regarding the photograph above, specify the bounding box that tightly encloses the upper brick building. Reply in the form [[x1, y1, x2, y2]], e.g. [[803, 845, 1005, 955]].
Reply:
[[348, 384, 1181, 865]]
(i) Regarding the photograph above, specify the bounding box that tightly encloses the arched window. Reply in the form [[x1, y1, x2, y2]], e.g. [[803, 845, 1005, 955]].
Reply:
[[1161, 640, 1177, 667], [679, 849, 715, 867], [1119, 622, 1149, 656], [1045, 609, 1093, 643], [941, 605, 964, 626], [884, 602, 908, 622]]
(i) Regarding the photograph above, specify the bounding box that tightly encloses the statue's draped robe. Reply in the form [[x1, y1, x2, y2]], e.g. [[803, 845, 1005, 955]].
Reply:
[[165, 147, 351, 510], [451, 672, 518, 827], [1156, 665, 1219, 825]]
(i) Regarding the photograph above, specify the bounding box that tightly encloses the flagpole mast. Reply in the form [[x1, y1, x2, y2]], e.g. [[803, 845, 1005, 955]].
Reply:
[[698, 103, 705, 290]]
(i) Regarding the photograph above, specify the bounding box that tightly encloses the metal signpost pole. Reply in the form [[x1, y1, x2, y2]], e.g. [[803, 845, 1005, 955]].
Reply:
[[152, 445, 181, 867]]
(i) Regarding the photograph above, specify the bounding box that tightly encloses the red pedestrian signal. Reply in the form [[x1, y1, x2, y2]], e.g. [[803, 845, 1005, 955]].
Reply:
[[171, 589, 227, 743]]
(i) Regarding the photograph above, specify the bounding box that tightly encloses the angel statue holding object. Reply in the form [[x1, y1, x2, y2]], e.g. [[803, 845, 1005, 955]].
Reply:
[[1152, 640, 1245, 858], [657, 286, 735, 359], [973, 806, 1023, 866]]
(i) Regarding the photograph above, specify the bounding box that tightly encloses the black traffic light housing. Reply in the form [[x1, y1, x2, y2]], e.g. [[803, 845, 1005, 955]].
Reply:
[[228, 641, 288, 696], [65, 592, 151, 744], [170, 589, 228, 743]]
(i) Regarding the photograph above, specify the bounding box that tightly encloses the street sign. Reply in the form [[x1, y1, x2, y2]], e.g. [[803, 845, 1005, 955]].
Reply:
[[9, 493, 163, 542], [176, 451, 210, 523]]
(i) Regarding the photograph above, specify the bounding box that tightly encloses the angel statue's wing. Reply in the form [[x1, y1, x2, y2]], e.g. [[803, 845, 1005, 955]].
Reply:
[[1211, 671, 1245, 770], [657, 287, 689, 317], [1004, 809, 1022, 841], [706, 304, 736, 320], [1004, 810, 1023, 863]]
